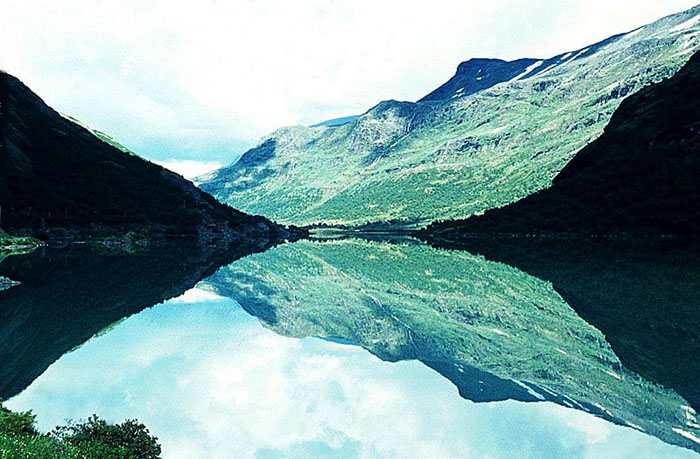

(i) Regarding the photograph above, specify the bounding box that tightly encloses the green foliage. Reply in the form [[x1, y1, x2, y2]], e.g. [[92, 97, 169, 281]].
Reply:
[[0, 434, 65, 459], [0, 403, 38, 436], [0, 401, 160, 459], [52, 416, 161, 459]]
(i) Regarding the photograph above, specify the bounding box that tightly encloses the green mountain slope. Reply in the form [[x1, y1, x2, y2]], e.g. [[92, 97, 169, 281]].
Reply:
[[203, 238, 700, 454], [200, 6, 700, 228], [0, 72, 288, 243], [424, 51, 700, 238]]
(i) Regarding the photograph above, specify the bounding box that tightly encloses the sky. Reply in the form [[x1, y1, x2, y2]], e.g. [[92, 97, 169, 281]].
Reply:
[[2, 0, 699, 178]]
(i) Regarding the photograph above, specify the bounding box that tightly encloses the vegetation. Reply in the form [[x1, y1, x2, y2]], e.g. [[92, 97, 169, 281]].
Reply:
[[204, 238, 700, 453], [0, 72, 285, 244], [425, 50, 700, 238], [0, 401, 160, 458], [0, 229, 40, 253], [200, 6, 700, 228]]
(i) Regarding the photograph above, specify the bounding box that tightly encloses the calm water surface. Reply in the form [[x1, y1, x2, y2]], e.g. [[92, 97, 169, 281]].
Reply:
[[1, 238, 699, 458]]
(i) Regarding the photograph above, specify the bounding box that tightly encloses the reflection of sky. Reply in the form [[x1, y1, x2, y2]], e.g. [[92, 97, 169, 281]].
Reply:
[[8, 288, 697, 459]]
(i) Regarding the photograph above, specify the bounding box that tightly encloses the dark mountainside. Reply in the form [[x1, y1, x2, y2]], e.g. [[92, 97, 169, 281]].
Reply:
[[418, 58, 538, 102], [424, 238, 700, 414], [424, 51, 700, 239], [0, 71, 291, 243], [0, 240, 278, 400]]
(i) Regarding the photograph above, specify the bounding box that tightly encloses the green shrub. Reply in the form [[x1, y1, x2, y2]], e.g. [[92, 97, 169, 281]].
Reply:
[[0, 404, 38, 436], [0, 400, 161, 459], [52, 415, 161, 459]]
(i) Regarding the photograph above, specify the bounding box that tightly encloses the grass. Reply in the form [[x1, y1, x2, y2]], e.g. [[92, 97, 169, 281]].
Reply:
[[0, 229, 41, 253]]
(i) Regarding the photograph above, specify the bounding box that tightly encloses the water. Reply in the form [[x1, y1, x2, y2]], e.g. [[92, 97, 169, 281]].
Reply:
[[1, 237, 699, 458]]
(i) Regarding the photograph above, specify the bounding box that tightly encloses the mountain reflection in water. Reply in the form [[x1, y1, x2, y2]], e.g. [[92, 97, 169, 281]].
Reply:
[[2, 238, 699, 457], [204, 237, 700, 454]]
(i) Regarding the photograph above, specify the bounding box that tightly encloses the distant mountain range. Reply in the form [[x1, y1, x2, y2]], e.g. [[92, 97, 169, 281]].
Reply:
[[0, 72, 292, 245], [310, 115, 359, 128], [425, 49, 700, 238], [199, 5, 700, 230]]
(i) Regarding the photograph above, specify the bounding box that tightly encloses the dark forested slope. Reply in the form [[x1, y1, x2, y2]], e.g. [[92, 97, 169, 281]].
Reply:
[[0, 72, 287, 243]]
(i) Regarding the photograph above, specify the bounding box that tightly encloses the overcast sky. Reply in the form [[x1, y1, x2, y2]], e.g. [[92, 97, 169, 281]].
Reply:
[[2, 0, 699, 177]]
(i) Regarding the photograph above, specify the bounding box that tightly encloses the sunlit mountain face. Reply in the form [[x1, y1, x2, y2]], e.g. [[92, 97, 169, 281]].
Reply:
[[200, 6, 700, 229]]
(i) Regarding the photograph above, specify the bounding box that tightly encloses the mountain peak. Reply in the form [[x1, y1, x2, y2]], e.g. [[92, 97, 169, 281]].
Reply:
[[419, 57, 539, 102]]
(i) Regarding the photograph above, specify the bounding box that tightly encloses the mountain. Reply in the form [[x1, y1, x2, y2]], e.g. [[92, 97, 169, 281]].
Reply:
[[202, 238, 700, 453], [310, 115, 359, 128], [199, 6, 700, 228], [0, 72, 291, 244], [424, 50, 700, 238]]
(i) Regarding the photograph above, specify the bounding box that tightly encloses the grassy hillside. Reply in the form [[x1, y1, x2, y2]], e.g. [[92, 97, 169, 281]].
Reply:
[[0, 229, 40, 252], [425, 51, 700, 238], [0, 72, 287, 243], [201, 6, 700, 228]]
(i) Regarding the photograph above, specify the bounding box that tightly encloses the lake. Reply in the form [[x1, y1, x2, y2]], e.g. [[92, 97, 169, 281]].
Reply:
[[1, 237, 699, 458]]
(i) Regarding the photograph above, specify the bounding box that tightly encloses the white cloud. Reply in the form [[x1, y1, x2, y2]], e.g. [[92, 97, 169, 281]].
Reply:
[[169, 287, 227, 303], [1, 1, 698, 165], [153, 160, 223, 180]]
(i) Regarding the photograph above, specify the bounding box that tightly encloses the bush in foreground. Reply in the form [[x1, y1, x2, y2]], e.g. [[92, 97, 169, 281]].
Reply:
[[0, 401, 161, 458]]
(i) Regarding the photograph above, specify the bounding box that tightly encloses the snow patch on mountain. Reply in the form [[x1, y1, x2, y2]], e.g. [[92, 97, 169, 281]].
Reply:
[[508, 60, 543, 82], [671, 15, 700, 33]]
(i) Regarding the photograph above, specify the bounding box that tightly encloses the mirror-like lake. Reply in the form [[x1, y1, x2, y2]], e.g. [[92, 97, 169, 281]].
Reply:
[[1, 237, 699, 458]]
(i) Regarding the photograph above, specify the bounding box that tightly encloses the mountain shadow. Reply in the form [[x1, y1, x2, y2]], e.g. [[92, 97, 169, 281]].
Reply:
[[424, 237, 700, 414], [0, 239, 278, 400]]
